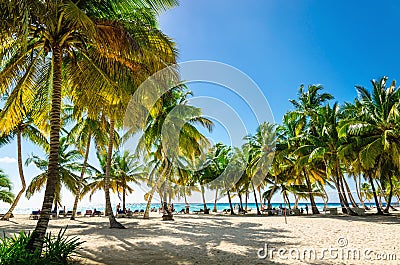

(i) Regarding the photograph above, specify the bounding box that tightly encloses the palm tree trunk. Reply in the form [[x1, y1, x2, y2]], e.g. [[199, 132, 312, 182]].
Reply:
[[384, 176, 393, 213], [27, 47, 63, 252], [303, 169, 319, 214], [201, 185, 208, 213], [105, 118, 125, 228], [144, 162, 168, 219], [267, 177, 278, 209], [369, 175, 383, 215], [334, 177, 347, 213], [238, 192, 243, 213], [71, 133, 92, 220], [226, 189, 235, 215], [343, 177, 358, 207], [2, 130, 26, 221], [252, 182, 261, 215], [212, 187, 218, 212], [122, 180, 126, 211], [354, 175, 368, 209], [245, 191, 248, 211]]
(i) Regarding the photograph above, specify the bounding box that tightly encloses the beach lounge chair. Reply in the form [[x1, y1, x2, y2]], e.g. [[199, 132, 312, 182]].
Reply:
[[133, 209, 139, 214], [116, 210, 126, 218], [65, 210, 73, 217], [58, 210, 65, 217], [93, 210, 103, 216], [50, 210, 57, 218], [29, 210, 40, 220], [139, 209, 144, 215], [84, 210, 93, 217]]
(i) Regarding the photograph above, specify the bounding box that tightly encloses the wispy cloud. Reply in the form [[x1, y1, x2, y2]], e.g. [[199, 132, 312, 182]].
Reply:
[[0, 156, 17, 163]]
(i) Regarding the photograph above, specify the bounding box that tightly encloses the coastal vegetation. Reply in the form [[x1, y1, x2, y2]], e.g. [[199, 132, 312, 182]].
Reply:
[[0, 0, 400, 263]]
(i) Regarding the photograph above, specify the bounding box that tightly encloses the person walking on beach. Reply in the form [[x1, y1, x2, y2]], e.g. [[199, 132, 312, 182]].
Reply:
[[305, 204, 309, 215]]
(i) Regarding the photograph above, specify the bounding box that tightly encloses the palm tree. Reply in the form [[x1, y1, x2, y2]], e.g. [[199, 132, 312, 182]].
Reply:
[[136, 86, 213, 219], [287, 84, 333, 214], [1, 0, 178, 249], [67, 114, 113, 220], [0, 170, 14, 204], [339, 77, 400, 214], [0, 116, 48, 220], [82, 151, 136, 213], [245, 122, 277, 214], [113, 151, 145, 211], [25, 136, 82, 212]]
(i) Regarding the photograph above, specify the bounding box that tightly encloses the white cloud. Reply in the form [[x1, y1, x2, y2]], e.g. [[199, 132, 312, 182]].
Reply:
[[0, 156, 17, 163]]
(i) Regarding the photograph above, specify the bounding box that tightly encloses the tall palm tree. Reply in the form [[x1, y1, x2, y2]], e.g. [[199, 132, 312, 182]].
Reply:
[[1, 0, 178, 250], [339, 77, 400, 214], [67, 114, 112, 220], [0, 116, 48, 220], [136, 87, 213, 219], [287, 84, 333, 214], [0, 170, 14, 204]]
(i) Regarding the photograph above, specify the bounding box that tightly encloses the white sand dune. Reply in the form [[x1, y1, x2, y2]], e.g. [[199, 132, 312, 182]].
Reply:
[[1, 211, 399, 265]]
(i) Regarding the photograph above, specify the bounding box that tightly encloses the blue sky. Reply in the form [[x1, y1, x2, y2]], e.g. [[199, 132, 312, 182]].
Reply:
[[2, 1, 400, 211]]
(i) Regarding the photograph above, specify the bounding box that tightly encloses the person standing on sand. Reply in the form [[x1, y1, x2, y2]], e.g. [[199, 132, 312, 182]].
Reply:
[[305, 204, 309, 215], [116, 203, 121, 215]]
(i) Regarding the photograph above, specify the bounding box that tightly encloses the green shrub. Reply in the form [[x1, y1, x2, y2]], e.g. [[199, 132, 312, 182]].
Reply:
[[0, 227, 84, 265]]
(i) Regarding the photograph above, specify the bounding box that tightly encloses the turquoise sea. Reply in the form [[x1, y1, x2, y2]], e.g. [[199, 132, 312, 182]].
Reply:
[[1, 202, 379, 215]]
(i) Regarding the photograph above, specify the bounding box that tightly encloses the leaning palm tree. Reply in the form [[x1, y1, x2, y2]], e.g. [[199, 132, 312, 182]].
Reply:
[[25, 136, 82, 212], [0, 115, 48, 220], [0, 0, 178, 249], [0, 170, 14, 204]]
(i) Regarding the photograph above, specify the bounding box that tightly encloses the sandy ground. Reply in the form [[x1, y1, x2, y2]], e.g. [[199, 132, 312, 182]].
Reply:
[[1, 211, 399, 265]]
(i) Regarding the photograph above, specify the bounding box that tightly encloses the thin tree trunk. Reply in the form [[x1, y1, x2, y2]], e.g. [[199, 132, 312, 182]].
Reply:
[[354, 175, 368, 210], [2, 130, 26, 221], [27, 47, 63, 252], [384, 176, 393, 213], [213, 187, 218, 212], [71, 133, 91, 220], [105, 119, 125, 228], [369, 175, 383, 215], [122, 181, 126, 212], [252, 182, 261, 215], [238, 192, 243, 213], [343, 177, 358, 207], [303, 169, 319, 214], [226, 189, 235, 215], [267, 177, 278, 209], [201, 185, 208, 213], [245, 191, 248, 211], [338, 176, 358, 215], [144, 162, 168, 219], [334, 177, 347, 213], [184, 188, 188, 205]]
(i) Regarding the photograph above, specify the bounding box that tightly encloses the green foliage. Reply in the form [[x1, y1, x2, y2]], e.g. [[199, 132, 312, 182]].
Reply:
[[0, 228, 83, 265]]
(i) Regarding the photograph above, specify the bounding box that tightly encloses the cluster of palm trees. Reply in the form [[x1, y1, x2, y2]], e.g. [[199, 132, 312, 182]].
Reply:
[[197, 78, 400, 217], [1, 0, 400, 255], [0, 0, 180, 252]]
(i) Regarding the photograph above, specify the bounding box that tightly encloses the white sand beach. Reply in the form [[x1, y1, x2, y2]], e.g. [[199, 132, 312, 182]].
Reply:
[[1, 211, 399, 265]]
